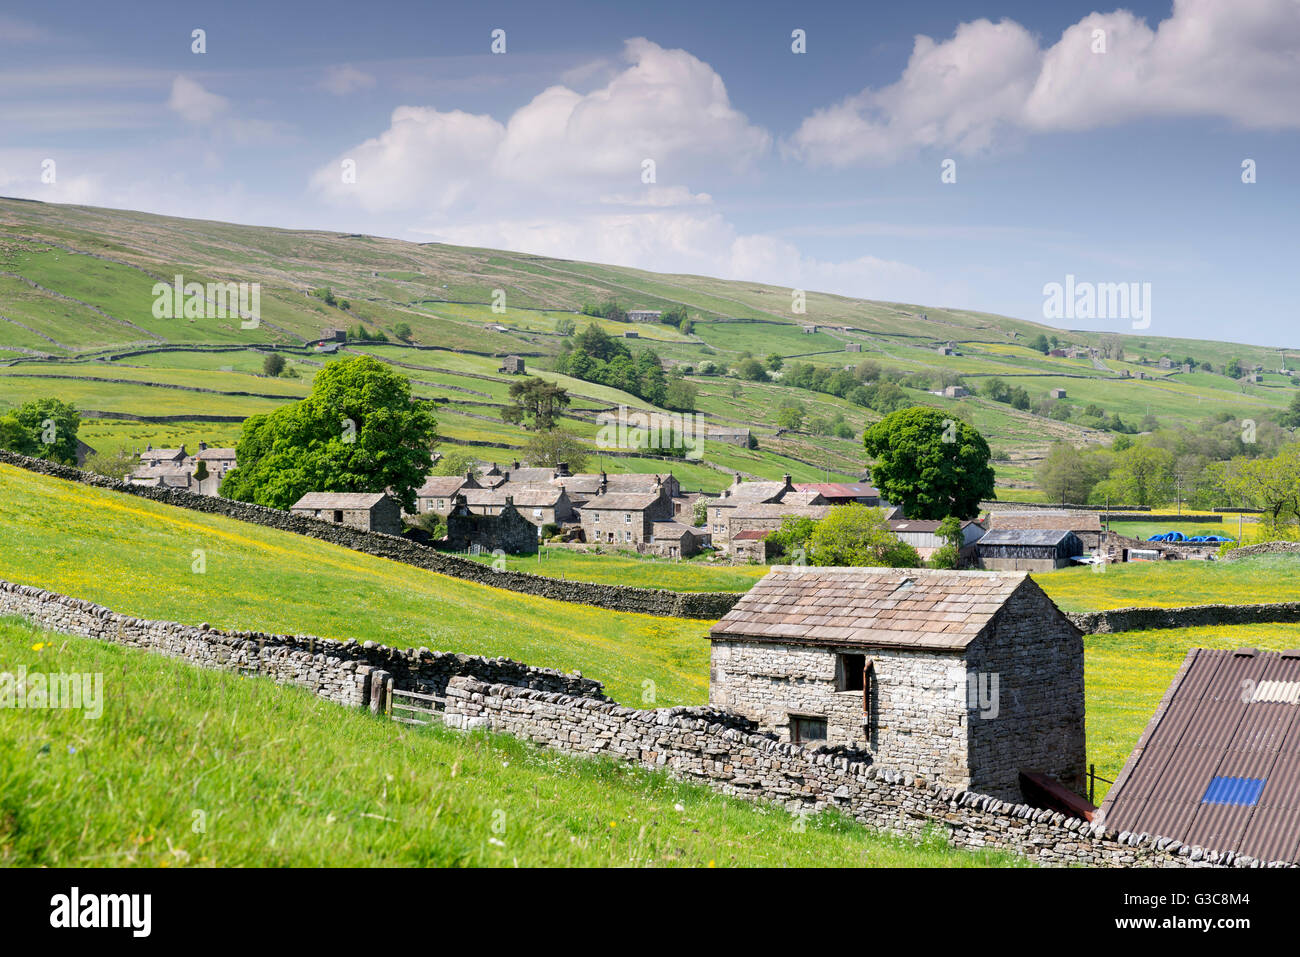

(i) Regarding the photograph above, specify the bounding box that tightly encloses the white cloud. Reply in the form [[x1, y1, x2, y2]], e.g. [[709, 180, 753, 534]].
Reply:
[[311, 38, 769, 212], [167, 76, 229, 124], [789, 0, 1300, 167], [322, 64, 376, 96]]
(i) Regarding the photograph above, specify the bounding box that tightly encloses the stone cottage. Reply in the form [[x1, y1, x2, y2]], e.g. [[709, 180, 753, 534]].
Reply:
[[290, 492, 403, 536], [707, 566, 1086, 802], [580, 486, 675, 546]]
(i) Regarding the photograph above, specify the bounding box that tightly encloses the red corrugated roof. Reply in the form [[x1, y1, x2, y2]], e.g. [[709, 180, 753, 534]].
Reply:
[[1101, 647, 1300, 864]]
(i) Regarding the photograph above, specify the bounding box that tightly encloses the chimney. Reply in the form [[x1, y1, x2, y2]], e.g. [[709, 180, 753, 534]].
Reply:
[[555, 462, 569, 476], [782, 473, 793, 489], [599, 470, 607, 495], [199, 440, 207, 451], [505, 494, 514, 508], [512, 460, 520, 470]]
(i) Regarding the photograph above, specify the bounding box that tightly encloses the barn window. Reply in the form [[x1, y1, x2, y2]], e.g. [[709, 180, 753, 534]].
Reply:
[[837, 653, 868, 692], [790, 715, 827, 744], [333, 510, 343, 523]]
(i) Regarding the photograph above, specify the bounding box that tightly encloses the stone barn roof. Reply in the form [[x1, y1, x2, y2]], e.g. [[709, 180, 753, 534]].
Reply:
[[987, 510, 1102, 532], [709, 566, 1054, 651], [977, 528, 1077, 547], [292, 492, 391, 510]]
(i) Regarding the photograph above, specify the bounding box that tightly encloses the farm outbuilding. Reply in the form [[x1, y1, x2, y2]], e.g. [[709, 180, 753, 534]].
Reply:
[[1101, 647, 1300, 864], [290, 492, 403, 536], [975, 528, 1083, 571], [1049, 387, 1068, 399], [986, 509, 1102, 550], [499, 355, 526, 374], [707, 566, 1087, 802]]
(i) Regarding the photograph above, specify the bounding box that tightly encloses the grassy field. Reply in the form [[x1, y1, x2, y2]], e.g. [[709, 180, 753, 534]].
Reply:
[[0, 463, 711, 706], [1034, 553, 1294, 611], [460, 547, 768, 592], [0, 618, 1025, 867], [4, 459, 1299, 813]]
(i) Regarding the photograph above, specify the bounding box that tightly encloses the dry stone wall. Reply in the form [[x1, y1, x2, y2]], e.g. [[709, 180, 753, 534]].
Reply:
[[443, 676, 1294, 868], [0, 579, 607, 708]]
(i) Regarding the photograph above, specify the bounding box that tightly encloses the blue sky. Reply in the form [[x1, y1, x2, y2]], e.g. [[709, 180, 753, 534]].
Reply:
[[1, 0, 1296, 346]]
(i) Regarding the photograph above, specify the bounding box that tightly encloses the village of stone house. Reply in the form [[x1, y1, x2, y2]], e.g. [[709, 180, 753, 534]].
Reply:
[[1, 2, 1298, 895]]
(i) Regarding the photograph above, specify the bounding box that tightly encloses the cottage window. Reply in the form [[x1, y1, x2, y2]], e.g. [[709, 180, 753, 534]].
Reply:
[[790, 715, 827, 745], [624, 530, 632, 542], [837, 653, 868, 693], [624, 513, 632, 523], [594, 513, 600, 523], [533, 508, 543, 518]]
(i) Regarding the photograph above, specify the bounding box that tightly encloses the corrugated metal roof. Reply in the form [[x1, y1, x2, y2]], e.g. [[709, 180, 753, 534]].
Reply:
[[1101, 647, 1300, 864], [977, 528, 1075, 546]]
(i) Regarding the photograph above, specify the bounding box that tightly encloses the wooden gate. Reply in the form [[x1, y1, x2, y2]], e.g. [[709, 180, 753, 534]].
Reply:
[[386, 686, 446, 726]]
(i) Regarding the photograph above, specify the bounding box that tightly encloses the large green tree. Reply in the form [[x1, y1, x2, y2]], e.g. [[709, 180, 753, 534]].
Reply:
[[862, 407, 995, 519], [0, 397, 81, 464], [220, 354, 437, 511]]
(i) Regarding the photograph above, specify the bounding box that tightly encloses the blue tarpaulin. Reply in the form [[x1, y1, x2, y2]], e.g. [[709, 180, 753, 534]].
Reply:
[[1146, 531, 1234, 543]]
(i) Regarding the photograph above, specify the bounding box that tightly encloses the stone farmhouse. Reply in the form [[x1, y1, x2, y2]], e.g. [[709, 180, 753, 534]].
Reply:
[[129, 442, 236, 497], [975, 529, 1083, 571], [708, 566, 1086, 802], [414, 472, 481, 515], [707, 474, 799, 549], [705, 427, 751, 447], [580, 485, 676, 546], [727, 502, 831, 543], [290, 492, 403, 536]]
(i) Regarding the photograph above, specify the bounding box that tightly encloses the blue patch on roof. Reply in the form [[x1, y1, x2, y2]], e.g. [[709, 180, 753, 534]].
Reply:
[[1201, 776, 1265, 806]]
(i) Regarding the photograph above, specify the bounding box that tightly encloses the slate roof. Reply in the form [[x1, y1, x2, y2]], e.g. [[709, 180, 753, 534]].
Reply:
[[715, 481, 790, 507], [581, 491, 664, 511], [416, 476, 469, 498], [987, 510, 1102, 532], [794, 482, 880, 499], [196, 447, 237, 461], [729, 503, 831, 520], [651, 521, 700, 539], [1101, 647, 1300, 865], [292, 492, 391, 509], [463, 487, 565, 508], [709, 566, 1035, 651]]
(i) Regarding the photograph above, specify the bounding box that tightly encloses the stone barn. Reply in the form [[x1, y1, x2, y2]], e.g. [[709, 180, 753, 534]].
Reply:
[[290, 492, 403, 536], [707, 566, 1086, 802], [976, 529, 1083, 571], [499, 355, 525, 374]]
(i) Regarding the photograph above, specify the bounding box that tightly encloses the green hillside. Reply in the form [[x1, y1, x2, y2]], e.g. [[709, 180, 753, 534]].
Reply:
[[0, 617, 1027, 867], [4, 198, 1295, 494]]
